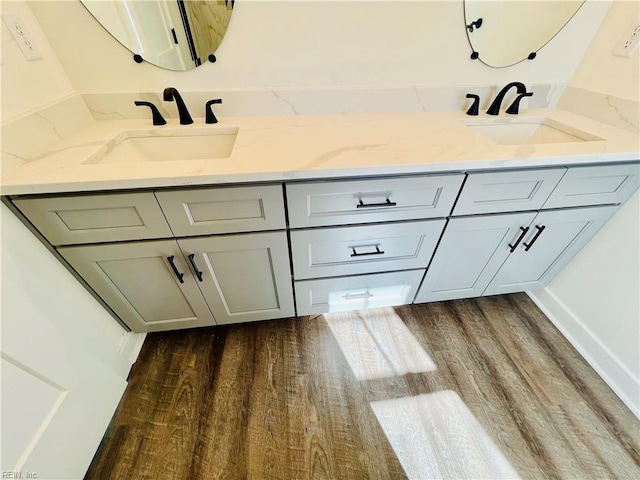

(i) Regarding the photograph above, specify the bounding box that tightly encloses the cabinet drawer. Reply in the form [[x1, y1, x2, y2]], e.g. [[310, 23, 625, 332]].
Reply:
[[155, 184, 286, 236], [286, 174, 464, 228], [543, 163, 640, 209], [453, 168, 566, 215], [13, 192, 172, 246], [295, 270, 424, 315], [291, 220, 445, 280]]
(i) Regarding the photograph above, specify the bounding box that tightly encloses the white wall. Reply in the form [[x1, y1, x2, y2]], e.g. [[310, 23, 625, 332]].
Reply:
[[0, 0, 143, 378], [28, 0, 610, 93], [0, 1, 75, 119], [532, 0, 640, 415]]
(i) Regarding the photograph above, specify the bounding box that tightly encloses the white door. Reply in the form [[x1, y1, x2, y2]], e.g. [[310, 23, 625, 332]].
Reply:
[[178, 232, 295, 324], [414, 212, 536, 303], [59, 240, 216, 332], [484, 205, 619, 295], [0, 205, 129, 478]]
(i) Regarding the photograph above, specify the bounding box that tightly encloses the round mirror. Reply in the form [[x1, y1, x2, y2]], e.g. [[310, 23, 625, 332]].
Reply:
[[464, 0, 585, 67], [80, 0, 234, 71]]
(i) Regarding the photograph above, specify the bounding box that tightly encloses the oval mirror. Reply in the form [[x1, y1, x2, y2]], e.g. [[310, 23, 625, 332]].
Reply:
[[80, 0, 234, 71], [464, 0, 585, 67]]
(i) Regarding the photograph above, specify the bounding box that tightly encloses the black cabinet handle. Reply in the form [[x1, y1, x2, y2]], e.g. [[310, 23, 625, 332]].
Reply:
[[523, 225, 546, 251], [188, 254, 203, 282], [356, 198, 397, 209], [508, 226, 529, 253], [351, 245, 385, 257], [167, 255, 185, 284]]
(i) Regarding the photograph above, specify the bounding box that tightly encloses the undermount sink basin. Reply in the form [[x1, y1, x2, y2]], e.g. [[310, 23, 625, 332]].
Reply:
[[84, 127, 238, 164], [464, 117, 604, 145]]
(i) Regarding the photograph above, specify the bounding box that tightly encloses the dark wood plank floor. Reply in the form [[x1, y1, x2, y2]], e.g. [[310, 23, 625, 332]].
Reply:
[[85, 293, 640, 479]]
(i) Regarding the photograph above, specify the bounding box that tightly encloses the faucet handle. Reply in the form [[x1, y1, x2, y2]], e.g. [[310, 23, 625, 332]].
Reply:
[[465, 94, 480, 116], [134, 101, 167, 126], [205, 99, 222, 124], [506, 92, 533, 115]]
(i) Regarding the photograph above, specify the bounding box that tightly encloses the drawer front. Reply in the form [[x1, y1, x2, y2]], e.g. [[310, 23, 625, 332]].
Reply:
[[291, 220, 445, 280], [543, 163, 640, 209], [295, 270, 424, 315], [13, 192, 172, 246], [155, 184, 286, 236], [453, 168, 566, 215], [286, 174, 464, 228]]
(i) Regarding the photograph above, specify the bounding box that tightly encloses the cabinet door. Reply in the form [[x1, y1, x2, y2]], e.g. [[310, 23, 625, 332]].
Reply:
[[59, 240, 216, 333], [178, 232, 295, 324], [13, 192, 172, 246], [155, 184, 286, 236], [290, 220, 445, 279], [286, 174, 464, 228], [452, 168, 566, 215], [414, 212, 537, 303], [484, 205, 619, 296], [543, 163, 640, 209]]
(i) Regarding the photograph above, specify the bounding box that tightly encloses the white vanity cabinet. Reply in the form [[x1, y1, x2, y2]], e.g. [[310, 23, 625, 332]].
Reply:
[[58, 240, 217, 333], [177, 233, 294, 325], [415, 163, 638, 304], [15, 184, 293, 333], [415, 205, 618, 303], [287, 174, 465, 315], [483, 205, 619, 295]]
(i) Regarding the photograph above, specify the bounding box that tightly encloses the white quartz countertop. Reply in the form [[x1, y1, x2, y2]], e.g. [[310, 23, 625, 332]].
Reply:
[[1, 108, 638, 196]]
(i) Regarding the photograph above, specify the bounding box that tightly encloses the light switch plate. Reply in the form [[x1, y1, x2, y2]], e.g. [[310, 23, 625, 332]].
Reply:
[[2, 13, 43, 61]]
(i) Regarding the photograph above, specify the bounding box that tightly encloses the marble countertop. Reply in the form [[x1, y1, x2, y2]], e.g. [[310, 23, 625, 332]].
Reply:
[[1, 108, 638, 196]]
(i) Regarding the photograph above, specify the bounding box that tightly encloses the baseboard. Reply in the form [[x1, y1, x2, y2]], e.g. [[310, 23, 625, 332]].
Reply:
[[527, 289, 639, 418], [118, 332, 147, 375]]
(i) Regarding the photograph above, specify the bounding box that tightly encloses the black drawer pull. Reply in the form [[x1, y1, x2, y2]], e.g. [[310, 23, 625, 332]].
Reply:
[[523, 225, 546, 251], [351, 245, 385, 257], [188, 254, 203, 282], [167, 255, 185, 284], [356, 198, 397, 209], [508, 226, 529, 253]]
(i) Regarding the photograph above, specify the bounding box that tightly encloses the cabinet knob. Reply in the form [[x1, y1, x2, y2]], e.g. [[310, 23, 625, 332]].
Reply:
[[351, 245, 385, 257], [356, 198, 397, 209]]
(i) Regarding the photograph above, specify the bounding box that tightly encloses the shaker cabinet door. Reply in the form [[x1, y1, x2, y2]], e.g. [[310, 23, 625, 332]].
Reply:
[[414, 212, 537, 303], [178, 232, 295, 324], [484, 205, 619, 296], [59, 240, 216, 333]]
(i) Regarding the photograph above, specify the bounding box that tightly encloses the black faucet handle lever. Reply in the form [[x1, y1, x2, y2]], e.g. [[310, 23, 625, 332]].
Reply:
[[506, 92, 533, 115], [134, 101, 167, 126], [465, 94, 480, 116], [206, 99, 223, 124]]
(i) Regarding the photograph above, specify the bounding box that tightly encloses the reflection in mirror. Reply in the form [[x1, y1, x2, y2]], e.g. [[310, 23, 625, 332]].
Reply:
[[80, 0, 233, 71], [464, 0, 584, 67]]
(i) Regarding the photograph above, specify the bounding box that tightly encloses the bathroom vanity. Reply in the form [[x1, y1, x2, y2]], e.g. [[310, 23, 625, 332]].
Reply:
[[2, 110, 639, 333]]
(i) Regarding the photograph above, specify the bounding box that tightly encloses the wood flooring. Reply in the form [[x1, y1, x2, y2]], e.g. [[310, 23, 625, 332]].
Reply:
[[85, 293, 640, 479]]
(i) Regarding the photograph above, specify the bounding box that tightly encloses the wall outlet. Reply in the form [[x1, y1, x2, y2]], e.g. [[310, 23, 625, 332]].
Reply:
[[613, 22, 640, 58], [2, 14, 43, 61]]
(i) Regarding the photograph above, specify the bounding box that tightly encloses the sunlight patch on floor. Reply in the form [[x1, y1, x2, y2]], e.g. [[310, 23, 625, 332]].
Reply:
[[371, 390, 520, 479], [323, 307, 436, 381]]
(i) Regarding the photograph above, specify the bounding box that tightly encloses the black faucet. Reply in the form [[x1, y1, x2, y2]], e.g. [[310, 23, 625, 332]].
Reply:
[[486, 82, 532, 116], [163, 87, 193, 125]]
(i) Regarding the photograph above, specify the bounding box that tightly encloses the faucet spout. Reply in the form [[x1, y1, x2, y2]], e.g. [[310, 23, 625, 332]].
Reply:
[[163, 87, 193, 125], [486, 82, 527, 116]]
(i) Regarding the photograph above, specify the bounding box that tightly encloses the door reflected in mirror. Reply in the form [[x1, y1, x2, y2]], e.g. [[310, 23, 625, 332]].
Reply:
[[464, 0, 584, 67], [80, 0, 233, 71]]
